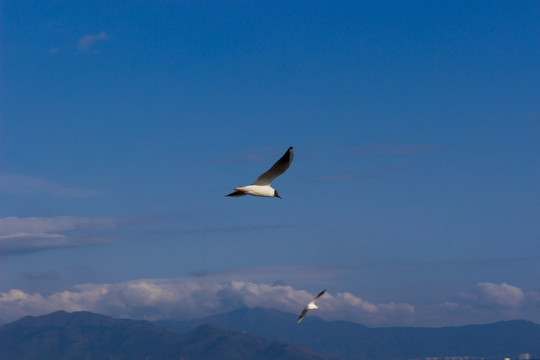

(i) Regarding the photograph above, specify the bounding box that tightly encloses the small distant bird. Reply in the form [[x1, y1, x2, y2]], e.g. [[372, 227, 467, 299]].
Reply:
[[226, 147, 293, 199], [296, 289, 326, 324]]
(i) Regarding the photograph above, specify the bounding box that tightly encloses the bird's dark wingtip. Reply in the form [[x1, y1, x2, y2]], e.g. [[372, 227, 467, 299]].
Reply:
[[226, 190, 245, 197]]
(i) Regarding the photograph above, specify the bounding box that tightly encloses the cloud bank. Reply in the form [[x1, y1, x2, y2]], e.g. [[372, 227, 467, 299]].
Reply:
[[0, 277, 414, 326], [0, 216, 118, 255], [1, 173, 102, 198], [2, 276, 539, 326], [438, 282, 540, 325]]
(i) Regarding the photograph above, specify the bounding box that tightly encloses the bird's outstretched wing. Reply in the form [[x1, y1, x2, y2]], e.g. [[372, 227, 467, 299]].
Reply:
[[252, 147, 293, 185], [296, 308, 309, 324], [311, 289, 326, 303]]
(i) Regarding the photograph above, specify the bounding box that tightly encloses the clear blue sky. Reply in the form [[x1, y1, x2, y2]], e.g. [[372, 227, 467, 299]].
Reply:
[[1, 1, 539, 326]]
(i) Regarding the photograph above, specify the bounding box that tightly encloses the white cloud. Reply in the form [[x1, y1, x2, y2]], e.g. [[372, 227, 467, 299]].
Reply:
[[5, 276, 538, 327], [77, 31, 108, 51], [0, 173, 102, 198], [433, 282, 540, 326], [0, 216, 116, 234], [330, 291, 415, 325], [0, 277, 414, 326], [0, 216, 118, 255], [476, 282, 525, 307]]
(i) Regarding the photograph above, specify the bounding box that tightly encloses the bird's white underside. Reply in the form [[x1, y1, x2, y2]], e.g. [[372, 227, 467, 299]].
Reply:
[[235, 185, 276, 197]]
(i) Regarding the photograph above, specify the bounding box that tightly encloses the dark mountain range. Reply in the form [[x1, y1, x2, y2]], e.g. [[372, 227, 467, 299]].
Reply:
[[156, 307, 540, 360], [0, 310, 335, 360]]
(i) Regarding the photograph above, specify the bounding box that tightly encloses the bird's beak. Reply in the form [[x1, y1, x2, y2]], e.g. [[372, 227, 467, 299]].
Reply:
[[276, 194, 282, 199]]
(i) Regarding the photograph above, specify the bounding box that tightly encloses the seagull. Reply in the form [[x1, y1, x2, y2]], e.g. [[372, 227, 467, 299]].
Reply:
[[226, 147, 293, 199], [296, 289, 326, 324]]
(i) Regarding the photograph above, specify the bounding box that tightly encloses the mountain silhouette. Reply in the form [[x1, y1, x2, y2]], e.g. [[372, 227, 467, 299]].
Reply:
[[0, 310, 336, 360], [156, 307, 540, 360]]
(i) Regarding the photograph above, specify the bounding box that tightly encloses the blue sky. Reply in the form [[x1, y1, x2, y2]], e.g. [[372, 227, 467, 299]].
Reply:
[[1, 1, 539, 326]]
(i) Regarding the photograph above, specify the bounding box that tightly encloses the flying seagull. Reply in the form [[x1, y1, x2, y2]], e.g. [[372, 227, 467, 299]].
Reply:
[[296, 289, 326, 324], [226, 147, 293, 199]]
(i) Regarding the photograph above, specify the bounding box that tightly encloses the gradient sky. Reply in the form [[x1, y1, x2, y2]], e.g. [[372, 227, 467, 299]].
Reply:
[[1, 1, 539, 327]]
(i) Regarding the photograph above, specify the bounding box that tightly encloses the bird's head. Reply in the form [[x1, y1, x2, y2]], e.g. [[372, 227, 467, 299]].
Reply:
[[274, 190, 282, 199]]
